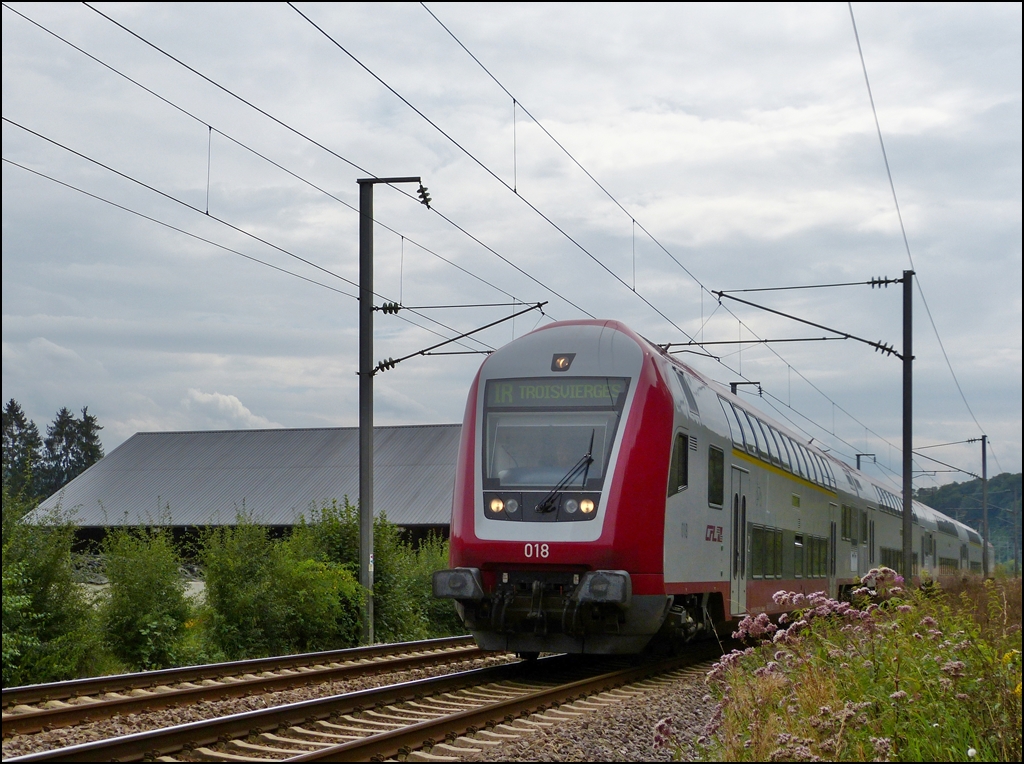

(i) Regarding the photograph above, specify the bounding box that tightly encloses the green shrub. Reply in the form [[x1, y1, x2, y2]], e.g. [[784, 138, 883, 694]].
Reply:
[[293, 499, 462, 643], [409, 532, 463, 639], [201, 517, 362, 659], [1, 486, 97, 685], [691, 570, 1022, 762], [100, 528, 191, 670]]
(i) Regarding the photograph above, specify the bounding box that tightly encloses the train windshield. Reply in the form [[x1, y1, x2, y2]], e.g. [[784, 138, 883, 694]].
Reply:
[[482, 377, 630, 490]]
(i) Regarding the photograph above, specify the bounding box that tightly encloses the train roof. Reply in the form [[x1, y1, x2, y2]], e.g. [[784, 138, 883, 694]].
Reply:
[[630, 326, 985, 547]]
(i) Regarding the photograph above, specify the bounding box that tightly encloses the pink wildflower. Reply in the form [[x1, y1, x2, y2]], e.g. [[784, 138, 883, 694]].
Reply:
[[941, 660, 966, 678], [653, 716, 673, 749]]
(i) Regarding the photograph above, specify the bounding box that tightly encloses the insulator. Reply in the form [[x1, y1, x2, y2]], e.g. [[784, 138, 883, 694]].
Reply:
[[417, 184, 432, 209]]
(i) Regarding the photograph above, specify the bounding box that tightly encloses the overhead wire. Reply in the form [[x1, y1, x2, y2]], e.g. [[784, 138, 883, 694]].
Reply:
[[15, 3, 997, 481], [416, 2, 922, 473], [2, 157, 355, 300], [0, 1, 514, 350], [1, 117, 488, 352], [288, 1, 711, 353], [418, 2, 1001, 487], [1, 157, 483, 349], [847, 2, 997, 469], [77, 0, 593, 322]]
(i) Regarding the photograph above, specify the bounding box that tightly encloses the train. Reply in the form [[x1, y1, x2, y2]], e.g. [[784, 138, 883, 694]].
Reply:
[[433, 319, 990, 655]]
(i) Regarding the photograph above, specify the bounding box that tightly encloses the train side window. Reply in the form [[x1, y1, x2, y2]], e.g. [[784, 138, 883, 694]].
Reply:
[[718, 397, 738, 445], [788, 437, 808, 479], [668, 432, 689, 497], [802, 446, 821, 485], [841, 505, 853, 541], [860, 510, 868, 544], [707, 446, 724, 507], [750, 525, 765, 578], [742, 412, 767, 459], [794, 535, 804, 578], [732, 405, 755, 454], [771, 425, 793, 471], [756, 419, 781, 465], [675, 370, 700, 416], [816, 454, 835, 489]]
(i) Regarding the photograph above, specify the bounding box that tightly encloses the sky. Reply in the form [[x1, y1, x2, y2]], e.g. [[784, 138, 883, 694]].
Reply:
[[2, 2, 1021, 496]]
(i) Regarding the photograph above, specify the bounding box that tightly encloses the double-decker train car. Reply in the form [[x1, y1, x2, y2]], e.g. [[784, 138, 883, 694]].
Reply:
[[433, 319, 989, 655]]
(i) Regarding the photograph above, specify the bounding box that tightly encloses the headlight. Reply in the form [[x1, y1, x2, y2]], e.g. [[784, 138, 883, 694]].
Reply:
[[506, 498, 519, 513], [564, 499, 579, 514], [580, 499, 596, 514], [490, 497, 504, 513]]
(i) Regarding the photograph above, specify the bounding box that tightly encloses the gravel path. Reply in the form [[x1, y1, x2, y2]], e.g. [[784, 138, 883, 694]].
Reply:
[[1, 653, 517, 758]]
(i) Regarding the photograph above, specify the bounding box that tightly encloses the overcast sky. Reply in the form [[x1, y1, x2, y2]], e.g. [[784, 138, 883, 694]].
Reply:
[[3, 2, 1021, 494]]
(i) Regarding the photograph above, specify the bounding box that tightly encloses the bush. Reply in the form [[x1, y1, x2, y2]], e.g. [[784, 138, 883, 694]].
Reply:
[[409, 531, 463, 639], [692, 570, 1022, 762], [293, 499, 462, 643], [201, 517, 362, 659], [100, 528, 191, 670], [1, 486, 97, 685]]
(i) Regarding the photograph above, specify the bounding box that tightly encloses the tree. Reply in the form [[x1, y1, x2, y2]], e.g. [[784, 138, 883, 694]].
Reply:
[[37, 407, 104, 498], [2, 400, 42, 499]]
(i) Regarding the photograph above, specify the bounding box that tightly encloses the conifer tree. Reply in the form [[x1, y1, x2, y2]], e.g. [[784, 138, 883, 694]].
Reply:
[[37, 407, 104, 498], [1, 399, 42, 499]]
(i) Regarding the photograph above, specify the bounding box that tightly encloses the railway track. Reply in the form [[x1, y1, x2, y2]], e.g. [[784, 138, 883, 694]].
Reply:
[[5, 643, 723, 762], [2, 636, 484, 737]]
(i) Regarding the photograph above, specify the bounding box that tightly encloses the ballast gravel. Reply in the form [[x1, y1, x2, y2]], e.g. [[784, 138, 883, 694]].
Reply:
[[4, 656, 714, 762], [1, 653, 517, 758], [470, 669, 712, 762]]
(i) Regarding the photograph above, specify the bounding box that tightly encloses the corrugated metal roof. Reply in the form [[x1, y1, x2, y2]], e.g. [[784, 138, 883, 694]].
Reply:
[[32, 425, 461, 527]]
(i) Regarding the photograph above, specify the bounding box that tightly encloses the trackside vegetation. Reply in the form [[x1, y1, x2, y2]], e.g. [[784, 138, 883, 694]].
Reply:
[[2, 490, 462, 684], [662, 570, 1022, 762]]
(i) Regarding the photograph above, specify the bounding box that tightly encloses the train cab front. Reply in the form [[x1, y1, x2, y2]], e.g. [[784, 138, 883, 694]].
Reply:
[[435, 321, 674, 655]]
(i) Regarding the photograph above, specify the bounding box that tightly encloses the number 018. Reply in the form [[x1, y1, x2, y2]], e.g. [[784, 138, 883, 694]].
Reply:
[[524, 543, 549, 558]]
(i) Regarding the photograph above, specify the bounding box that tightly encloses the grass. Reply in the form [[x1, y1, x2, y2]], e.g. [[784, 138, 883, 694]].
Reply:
[[670, 570, 1022, 762]]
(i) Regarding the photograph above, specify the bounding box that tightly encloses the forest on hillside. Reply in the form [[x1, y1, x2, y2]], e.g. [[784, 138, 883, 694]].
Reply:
[[915, 472, 1021, 566]]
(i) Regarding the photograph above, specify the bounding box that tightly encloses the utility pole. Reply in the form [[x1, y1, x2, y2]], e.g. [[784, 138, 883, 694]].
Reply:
[[982, 434, 989, 577], [901, 270, 914, 583], [358, 175, 425, 644]]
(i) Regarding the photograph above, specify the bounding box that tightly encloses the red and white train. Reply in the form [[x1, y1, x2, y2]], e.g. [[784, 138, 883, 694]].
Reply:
[[433, 319, 989, 655]]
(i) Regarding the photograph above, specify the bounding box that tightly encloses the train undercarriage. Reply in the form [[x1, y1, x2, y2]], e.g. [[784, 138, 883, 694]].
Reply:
[[435, 567, 724, 655]]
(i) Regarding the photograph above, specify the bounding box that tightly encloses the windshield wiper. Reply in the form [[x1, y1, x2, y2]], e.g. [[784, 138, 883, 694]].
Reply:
[[536, 430, 595, 514]]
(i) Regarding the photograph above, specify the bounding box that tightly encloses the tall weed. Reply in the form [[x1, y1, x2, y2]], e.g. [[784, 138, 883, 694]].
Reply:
[[689, 570, 1022, 762]]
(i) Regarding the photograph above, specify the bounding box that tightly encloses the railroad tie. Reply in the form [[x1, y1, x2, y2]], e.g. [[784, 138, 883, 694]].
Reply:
[[288, 724, 361, 741], [191, 746, 266, 762], [258, 731, 334, 748], [405, 750, 460, 762]]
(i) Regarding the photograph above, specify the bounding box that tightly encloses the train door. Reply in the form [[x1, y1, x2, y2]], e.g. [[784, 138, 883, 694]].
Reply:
[[829, 503, 838, 597], [730, 466, 749, 616]]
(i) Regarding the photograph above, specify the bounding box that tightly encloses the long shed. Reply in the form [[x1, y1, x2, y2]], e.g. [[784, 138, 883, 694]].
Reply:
[[32, 424, 461, 534]]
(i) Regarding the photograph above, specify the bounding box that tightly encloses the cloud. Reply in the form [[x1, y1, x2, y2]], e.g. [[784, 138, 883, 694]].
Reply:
[[182, 388, 280, 430], [1, 3, 1020, 483]]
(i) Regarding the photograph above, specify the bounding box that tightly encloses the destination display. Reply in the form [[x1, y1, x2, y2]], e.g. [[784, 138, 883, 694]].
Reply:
[[485, 377, 629, 409]]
